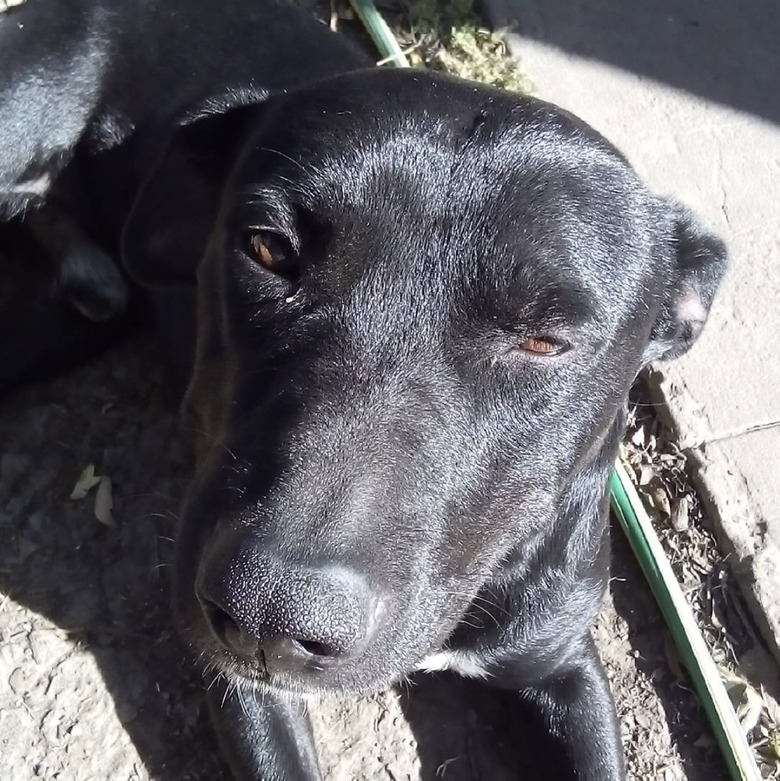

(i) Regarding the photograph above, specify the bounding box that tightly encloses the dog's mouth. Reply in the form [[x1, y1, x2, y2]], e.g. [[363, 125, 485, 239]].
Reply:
[[197, 635, 427, 699], [203, 652, 374, 699]]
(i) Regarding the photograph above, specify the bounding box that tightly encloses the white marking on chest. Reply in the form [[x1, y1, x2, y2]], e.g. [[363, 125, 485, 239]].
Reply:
[[416, 650, 491, 679]]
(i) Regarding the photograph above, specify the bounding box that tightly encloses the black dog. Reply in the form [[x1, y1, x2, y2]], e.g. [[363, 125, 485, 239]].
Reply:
[[0, 1, 727, 779]]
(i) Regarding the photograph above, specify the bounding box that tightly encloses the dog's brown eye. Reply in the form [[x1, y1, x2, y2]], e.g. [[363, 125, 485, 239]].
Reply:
[[248, 231, 295, 275], [520, 336, 567, 356]]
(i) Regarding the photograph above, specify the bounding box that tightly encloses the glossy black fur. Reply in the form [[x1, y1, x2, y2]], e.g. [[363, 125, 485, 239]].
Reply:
[[0, 2, 727, 779]]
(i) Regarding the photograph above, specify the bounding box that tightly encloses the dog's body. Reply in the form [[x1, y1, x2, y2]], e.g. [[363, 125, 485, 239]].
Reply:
[[0, 0, 367, 392], [0, 2, 727, 780]]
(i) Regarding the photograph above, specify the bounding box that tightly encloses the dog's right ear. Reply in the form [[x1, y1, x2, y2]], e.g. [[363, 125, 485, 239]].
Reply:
[[642, 202, 728, 364], [122, 101, 262, 287]]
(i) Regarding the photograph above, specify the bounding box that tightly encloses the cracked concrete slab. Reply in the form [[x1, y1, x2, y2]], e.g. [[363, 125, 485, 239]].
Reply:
[[486, 0, 780, 657]]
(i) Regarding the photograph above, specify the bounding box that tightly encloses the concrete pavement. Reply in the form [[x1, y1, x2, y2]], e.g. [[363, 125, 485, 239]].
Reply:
[[485, 0, 780, 656]]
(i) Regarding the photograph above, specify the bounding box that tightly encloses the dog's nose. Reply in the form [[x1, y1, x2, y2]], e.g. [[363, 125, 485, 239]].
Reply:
[[198, 554, 377, 673]]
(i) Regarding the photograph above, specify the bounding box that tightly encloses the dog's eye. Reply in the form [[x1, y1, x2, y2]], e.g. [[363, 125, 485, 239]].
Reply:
[[248, 231, 296, 276], [519, 335, 568, 356]]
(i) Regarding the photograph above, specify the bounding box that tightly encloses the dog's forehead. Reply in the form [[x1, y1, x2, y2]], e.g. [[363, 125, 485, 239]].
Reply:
[[258, 70, 621, 169], [271, 68, 600, 138], [233, 70, 660, 316], [245, 70, 643, 236]]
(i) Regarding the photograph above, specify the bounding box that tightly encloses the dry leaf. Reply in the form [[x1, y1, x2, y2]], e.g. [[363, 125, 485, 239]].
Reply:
[[723, 669, 765, 735], [70, 464, 101, 500], [649, 483, 671, 517], [638, 464, 655, 486], [94, 476, 114, 526], [769, 730, 780, 760], [623, 445, 642, 466], [635, 711, 651, 729], [737, 683, 765, 734], [671, 496, 691, 532], [688, 546, 710, 573]]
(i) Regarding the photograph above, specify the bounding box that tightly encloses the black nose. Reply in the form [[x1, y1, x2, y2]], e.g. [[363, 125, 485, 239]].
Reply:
[[198, 545, 377, 674]]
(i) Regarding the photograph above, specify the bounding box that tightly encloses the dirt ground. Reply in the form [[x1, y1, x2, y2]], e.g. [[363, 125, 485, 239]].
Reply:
[[0, 333, 731, 781]]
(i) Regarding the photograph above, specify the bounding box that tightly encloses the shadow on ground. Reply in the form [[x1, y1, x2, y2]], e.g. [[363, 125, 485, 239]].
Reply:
[[0, 337, 230, 780], [486, 0, 780, 126]]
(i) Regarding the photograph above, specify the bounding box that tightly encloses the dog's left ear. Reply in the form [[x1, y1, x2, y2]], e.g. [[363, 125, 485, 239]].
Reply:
[[122, 98, 263, 287], [643, 203, 727, 364]]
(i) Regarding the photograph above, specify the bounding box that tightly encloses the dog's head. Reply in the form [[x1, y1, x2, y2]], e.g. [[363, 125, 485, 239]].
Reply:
[[124, 69, 726, 695]]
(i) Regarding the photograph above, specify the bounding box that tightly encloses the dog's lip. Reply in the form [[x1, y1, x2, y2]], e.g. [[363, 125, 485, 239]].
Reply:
[[204, 635, 360, 685], [218, 659, 373, 698], [204, 633, 406, 697]]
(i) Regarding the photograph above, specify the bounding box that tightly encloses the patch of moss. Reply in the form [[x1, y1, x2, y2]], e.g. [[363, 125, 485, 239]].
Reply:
[[387, 0, 531, 92]]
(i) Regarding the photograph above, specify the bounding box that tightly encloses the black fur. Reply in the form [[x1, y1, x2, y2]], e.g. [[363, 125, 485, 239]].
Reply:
[[0, 1, 727, 779]]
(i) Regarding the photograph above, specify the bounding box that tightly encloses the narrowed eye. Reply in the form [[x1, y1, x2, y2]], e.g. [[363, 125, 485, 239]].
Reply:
[[518, 335, 569, 356], [248, 231, 297, 276]]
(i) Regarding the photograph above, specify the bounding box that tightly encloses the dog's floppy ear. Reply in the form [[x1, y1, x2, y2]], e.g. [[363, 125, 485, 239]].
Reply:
[[122, 101, 261, 287], [643, 203, 727, 364]]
